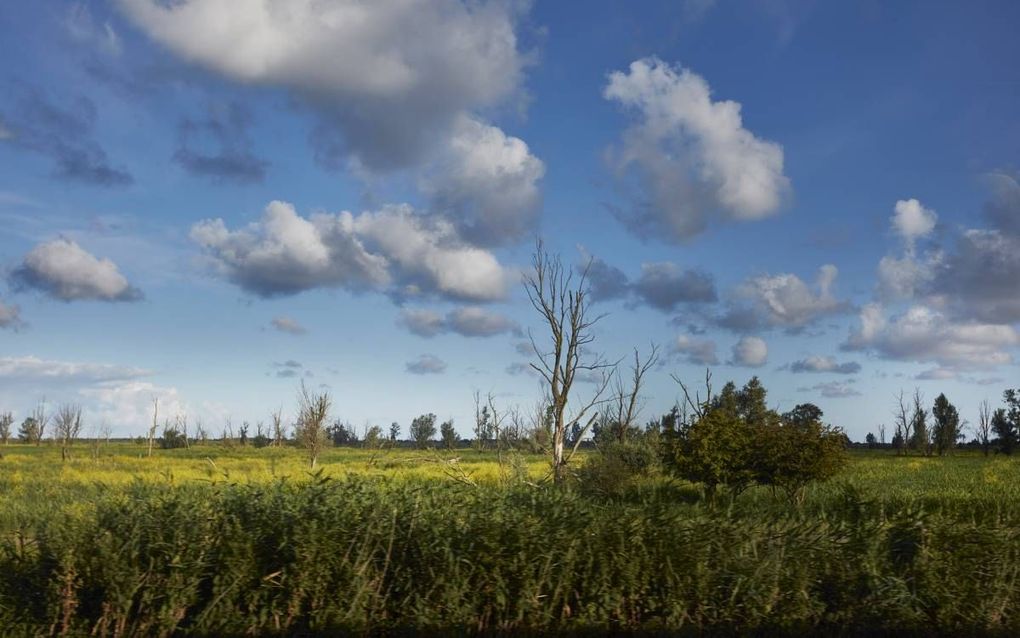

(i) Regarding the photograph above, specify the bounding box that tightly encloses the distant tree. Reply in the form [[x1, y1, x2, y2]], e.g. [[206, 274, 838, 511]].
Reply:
[[147, 398, 159, 457], [363, 425, 384, 449], [239, 422, 250, 447], [893, 391, 912, 455], [389, 422, 401, 442], [159, 419, 188, 450], [878, 423, 886, 446], [54, 403, 84, 461], [473, 392, 494, 450], [326, 421, 358, 446], [18, 417, 41, 445], [909, 390, 930, 455], [440, 419, 458, 450], [295, 383, 331, 468], [975, 399, 992, 457], [604, 345, 659, 444], [995, 389, 1020, 455], [271, 409, 285, 446], [865, 432, 877, 448], [410, 413, 437, 449], [0, 412, 12, 445], [931, 393, 962, 456], [252, 421, 271, 448]]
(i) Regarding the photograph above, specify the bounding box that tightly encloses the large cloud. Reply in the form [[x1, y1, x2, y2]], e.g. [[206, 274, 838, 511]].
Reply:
[[11, 238, 143, 302], [399, 306, 520, 338], [844, 303, 1018, 370], [718, 265, 850, 331], [118, 0, 542, 244], [603, 57, 789, 241], [191, 200, 510, 301]]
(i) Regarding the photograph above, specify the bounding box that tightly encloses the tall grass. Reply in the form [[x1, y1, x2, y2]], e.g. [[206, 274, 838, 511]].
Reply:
[[1, 446, 1020, 634]]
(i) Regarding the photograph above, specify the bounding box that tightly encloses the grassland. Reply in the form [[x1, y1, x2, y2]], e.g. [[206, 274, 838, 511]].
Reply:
[[2, 442, 1020, 635]]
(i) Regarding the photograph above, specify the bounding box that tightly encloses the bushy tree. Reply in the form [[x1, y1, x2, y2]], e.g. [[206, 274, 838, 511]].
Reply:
[[18, 417, 41, 444], [363, 425, 384, 449], [663, 376, 847, 501], [931, 393, 962, 456], [326, 421, 358, 446], [410, 413, 437, 449], [440, 419, 458, 450], [389, 422, 401, 442], [0, 412, 12, 445]]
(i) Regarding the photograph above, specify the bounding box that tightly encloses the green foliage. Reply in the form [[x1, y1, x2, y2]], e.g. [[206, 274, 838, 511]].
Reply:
[[409, 413, 437, 449], [932, 393, 962, 456], [998, 390, 1020, 455], [577, 441, 657, 498], [17, 416, 41, 444], [662, 378, 848, 500], [440, 419, 457, 449]]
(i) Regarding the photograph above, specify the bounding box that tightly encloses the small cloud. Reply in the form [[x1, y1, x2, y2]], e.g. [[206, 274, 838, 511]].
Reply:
[[174, 103, 268, 184], [11, 238, 142, 302], [270, 316, 307, 335], [730, 336, 767, 367], [505, 362, 536, 377], [786, 356, 860, 375], [398, 306, 520, 338], [406, 354, 447, 375], [672, 335, 718, 365], [0, 300, 25, 331], [798, 380, 861, 398]]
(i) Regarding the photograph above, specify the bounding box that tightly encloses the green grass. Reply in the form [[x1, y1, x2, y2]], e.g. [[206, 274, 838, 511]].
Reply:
[[2, 442, 1020, 635]]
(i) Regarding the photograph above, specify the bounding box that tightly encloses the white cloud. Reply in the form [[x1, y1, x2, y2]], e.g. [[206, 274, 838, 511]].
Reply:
[[119, 1, 543, 247], [406, 354, 447, 375], [11, 238, 142, 302], [0, 356, 150, 383], [891, 198, 937, 247], [732, 264, 849, 329], [604, 57, 789, 241], [730, 336, 767, 367], [799, 380, 860, 398], [422, 115, 544, 246], [270, 316, 307, 335], [844, 303, 1018, 369], [192, 200, 510, 302], [673, 335, 719, 365], [79, 381, 186, 434]]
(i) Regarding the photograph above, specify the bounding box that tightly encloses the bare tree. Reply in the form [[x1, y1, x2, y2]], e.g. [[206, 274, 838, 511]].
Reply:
[[147, 397, 159, 458], [877, 423, 886, 446], [296, 382, 331, 469], [976, 399, 993, 457], [271, 408, 285, 446], [0, 412, 12, 446], [893, 390, 912, 455], [524, 240, 613, 484], [607, 344, 660, 444], [54, 403, 83, 461], [31, 399, 49, 446]]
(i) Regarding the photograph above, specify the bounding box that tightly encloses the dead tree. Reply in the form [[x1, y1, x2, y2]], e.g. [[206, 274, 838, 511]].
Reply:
[[271, 408, 285, 446], [54, 403, 83, 461], [296, 382, 331, 469], [608, 344, 660, 443], [893, 390, 912, 455], [524, 240, 613, 484], [0, 412, 12, 446], [976, 399, 992, 457]]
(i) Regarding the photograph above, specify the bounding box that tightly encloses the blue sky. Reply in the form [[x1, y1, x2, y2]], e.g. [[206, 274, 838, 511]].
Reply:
[[1, 0, 1018, 440]]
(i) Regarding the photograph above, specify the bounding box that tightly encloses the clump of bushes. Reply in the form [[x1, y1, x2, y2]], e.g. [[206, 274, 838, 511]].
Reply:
[[662, 377, 848, 501]]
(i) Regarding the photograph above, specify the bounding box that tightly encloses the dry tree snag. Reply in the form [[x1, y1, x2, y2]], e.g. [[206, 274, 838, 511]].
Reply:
[[524, 240, 613, 484]]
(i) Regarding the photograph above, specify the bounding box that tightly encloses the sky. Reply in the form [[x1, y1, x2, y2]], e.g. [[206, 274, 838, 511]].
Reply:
[[1, 0, 1019, 441]]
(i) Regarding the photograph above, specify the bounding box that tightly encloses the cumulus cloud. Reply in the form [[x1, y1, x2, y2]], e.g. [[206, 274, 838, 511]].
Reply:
[[603, 57, 789, 241], [422, 115, 544, 246], [787, 356, 860, 375], [0, 300, 24, 331], [270, 316, 307, 335], [730, 336, 767, 367], [399, 306, 520, 338], [406, 354, 447, 375], [672, 335, 719, 365], [192, 200, 509, 302], [79, 380, 186, 432], [11, 238, 143, 302], [799, 380, 860, 398], [174, 102, 268, 183], [933, 227, 1020, 324], [117, 0, 541, 242], [844, 303, 1018, 370], [0, 90, 132, 186], [891, 199, 937, 246], [721, 264, 849, 331]]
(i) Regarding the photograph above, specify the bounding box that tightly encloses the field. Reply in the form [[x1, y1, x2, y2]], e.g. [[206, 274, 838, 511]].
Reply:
[[2, 442, 1020, 635]]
